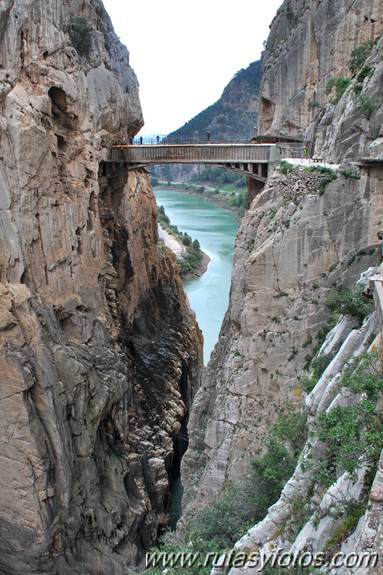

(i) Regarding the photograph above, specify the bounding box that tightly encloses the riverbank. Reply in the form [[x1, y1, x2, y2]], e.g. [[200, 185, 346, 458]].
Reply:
[[154, 188, 239, 363], [158, 224, 210, 281], [154, 181, 245, 219]]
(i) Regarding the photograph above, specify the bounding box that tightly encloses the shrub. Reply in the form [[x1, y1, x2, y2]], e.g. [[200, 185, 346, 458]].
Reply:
[[146, 411, 307, 571], [319, 173, 338, 194], [338, 168, 361, 180], [279, 160, 294, 174], [325, 284, 374, 324], [301, 351, 337, 393], [181, 233, 192, 246], [304, 165, 338, 194], [228, 189, 247, 208], [311, 352, 383, 486], [348, 39, 376, 75], [324, 499, 368, 558], [157, 205, 202, 277], [355, 93, 379, 118], [70, 16, 92, 55], [357, 65, 373, 83], [187, 412, 307, 549], [308, 98, 321, 110], [325, 76, 351, 103], [157, 205, 171, 226]]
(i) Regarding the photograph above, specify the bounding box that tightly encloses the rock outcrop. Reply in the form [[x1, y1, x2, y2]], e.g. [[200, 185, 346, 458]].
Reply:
[[224, 303, 381, 575], [0, 1, 202, 573], [259, 0, 383, 160], [182, 165, 382, 513]]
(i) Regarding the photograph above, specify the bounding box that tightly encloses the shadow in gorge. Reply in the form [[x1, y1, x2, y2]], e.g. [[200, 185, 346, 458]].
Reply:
[[167, 422, 189, 530], [166, 360, 192, 531]]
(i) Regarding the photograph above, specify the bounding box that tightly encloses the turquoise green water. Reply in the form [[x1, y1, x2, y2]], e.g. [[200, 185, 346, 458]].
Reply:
[[155, 189, 239, 364]]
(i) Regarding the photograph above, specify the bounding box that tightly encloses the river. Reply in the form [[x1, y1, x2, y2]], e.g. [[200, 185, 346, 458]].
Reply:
[[154, 188, 239, 364]]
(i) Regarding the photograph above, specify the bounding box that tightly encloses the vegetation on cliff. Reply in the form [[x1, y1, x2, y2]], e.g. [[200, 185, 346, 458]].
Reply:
[[146, 412, 307, 574], [302, 283, 374, 393]]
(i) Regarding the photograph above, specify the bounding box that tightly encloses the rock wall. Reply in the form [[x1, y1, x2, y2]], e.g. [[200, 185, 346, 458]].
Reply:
[[221, 304, 383, 575], [182, 165, 382, 514], [0, 1, 202, 573], [259, 0, 383, 160]]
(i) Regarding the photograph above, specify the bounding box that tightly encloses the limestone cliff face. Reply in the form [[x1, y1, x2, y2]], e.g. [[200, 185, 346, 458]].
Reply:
[[259, 0, 383, 160], [0, 1, 202, 574], [182, 166, 382, 514], [221, 304, 383, 575]]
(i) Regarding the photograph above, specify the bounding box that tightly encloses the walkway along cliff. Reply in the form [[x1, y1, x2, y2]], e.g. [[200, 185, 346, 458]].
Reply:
[[0, 1, 202, 573], [179, 1, 383, 573]]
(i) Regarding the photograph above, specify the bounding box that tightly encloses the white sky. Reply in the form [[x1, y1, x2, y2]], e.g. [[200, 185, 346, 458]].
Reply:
[[102, 0, 283, 135]]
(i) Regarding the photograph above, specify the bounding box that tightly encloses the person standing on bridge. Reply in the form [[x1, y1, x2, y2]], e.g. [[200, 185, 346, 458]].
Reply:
[[139, 136, 143, 145], [206, 130, 211, 142]]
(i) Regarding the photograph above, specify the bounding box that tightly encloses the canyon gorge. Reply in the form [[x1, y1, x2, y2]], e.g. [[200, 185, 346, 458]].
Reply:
[[1, 0, 383, 574]]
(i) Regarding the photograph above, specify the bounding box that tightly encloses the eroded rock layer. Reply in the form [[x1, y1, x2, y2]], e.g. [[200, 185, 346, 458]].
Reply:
[[0, 1, 202, 573], [259, 0, 383, 160], [182, 166, 382, 515]]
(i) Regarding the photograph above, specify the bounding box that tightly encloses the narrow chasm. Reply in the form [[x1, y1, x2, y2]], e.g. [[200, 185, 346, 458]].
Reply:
[[95, 162, 203, 552], [167, 362, 192, 530]]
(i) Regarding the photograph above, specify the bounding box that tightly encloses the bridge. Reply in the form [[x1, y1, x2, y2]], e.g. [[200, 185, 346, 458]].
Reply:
[[109, 142, 303, 183]]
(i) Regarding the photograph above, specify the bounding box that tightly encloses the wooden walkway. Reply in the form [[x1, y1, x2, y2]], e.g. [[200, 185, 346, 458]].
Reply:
[[110, 142, 302, 182]]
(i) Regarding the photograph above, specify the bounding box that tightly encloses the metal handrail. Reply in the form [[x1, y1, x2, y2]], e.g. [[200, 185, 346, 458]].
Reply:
[[128, 137, 304, 147]]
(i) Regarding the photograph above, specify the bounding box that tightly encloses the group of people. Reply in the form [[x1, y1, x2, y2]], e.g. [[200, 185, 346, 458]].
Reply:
[[127, 132, 213, 144], [128, 135, 161, 145]]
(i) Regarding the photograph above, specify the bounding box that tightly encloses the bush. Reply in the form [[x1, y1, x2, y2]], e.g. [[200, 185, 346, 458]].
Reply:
[[157, 205, 203, 277], [157, 205, 170, 226], [145, 412, 307, 574], [311, 352, 383, 486], [151, 176, 159, 186], [324, 499, 368, 558], [228, 189, 247, 208], [308, 98, 321, 110], [187, 412, 307, 547], [355, 93, 379, 118], [325, 76, 351, 103], [304, 165, 338, 194], [348, 40, 376, 75], [182, 233, 192, 246], [325, 284, 374, 324], [338, 169, 361, 180], [279, 160, 294, 174], [301, 352, 337, 393], [70, 16, 92, 55]]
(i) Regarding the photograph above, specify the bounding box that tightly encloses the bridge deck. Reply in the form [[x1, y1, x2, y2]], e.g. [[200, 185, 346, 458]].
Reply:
[[110, 143, 301, 165], [109, 142, 303, 182]]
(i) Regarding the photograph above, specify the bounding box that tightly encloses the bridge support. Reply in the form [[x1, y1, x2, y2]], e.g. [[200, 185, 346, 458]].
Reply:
[[247, 177, 265, 208]]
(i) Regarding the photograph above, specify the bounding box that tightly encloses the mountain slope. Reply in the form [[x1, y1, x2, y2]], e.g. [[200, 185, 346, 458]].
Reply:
[[167, 60, 262, 142]]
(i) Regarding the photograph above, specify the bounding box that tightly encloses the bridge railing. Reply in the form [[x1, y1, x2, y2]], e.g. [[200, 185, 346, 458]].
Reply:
[[130, 137, 253, 145]]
